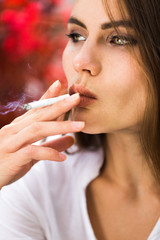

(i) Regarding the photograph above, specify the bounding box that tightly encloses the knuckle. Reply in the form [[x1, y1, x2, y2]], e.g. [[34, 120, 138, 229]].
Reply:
[[64, 122, 75, 131], [56, 122, 69, 134], [47, 148, 55, 159], [30, 122, 42, 134], [12, 115, 22, 123], [55, 98, 68, 109], [24, 145, 36, 156], [1, 124, 12, 135], [54, 122, 73, 134], [48, 149, 60, 160], [58, 123, 66, 132], [33, 111, 43, 122]]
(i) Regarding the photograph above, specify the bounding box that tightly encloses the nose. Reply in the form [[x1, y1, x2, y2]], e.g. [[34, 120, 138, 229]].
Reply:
[[73, 41, 102, 76]]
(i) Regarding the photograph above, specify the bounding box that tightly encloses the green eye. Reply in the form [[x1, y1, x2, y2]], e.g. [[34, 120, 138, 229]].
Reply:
[[112, 36, 123, 45], [110, 35, 137, 46]]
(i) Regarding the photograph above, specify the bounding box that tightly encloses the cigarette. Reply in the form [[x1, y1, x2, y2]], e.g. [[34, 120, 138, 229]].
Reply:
[[22, 94, 69, 111]]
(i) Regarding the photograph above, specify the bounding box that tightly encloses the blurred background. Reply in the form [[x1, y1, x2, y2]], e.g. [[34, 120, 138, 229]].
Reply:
[[0, 0, 73, 128]]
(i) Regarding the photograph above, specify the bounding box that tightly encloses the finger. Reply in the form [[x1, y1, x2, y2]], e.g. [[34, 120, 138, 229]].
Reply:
[[27, 93, 80, 123], [12, 80, 62, 124], [7, 93, 80, 135], [41, 135, 75, 152], [56, 113, 66, 122], [16, 145, 67, 165], [40, 80, 62, 100], [10, 135, 73, 179], [8, 121, 85, 151], [0, 123, 19, 137], [1, 145, 66, 186]]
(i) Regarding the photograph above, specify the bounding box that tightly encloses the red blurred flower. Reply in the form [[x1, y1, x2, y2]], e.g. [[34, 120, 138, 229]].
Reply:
[[0, 0, 73, 126], [1, 2, 44, 60], [51, 0, 62, 6], [2, 0, 27, 8]]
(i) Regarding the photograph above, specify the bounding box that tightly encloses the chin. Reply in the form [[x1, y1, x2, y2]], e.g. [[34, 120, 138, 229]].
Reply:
[[70, 107, 113, 134], [80, 123, 106, 134]]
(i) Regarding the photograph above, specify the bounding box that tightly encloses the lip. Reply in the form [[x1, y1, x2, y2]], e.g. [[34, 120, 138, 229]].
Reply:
[[69, 84, 97, 107]]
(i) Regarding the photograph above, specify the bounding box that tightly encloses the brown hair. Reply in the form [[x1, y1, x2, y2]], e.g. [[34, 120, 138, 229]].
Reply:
[[73, 0, 160, 182]]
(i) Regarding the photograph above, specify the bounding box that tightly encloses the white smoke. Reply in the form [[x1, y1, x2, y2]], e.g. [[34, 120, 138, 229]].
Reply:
[[0, 93, 27, 115]]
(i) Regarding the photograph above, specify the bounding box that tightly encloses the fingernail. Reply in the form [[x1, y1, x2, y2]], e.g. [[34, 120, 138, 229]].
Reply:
[[49, 80, 60, 92], [59, 153, 66, 161], [72, 121, 85, 130]]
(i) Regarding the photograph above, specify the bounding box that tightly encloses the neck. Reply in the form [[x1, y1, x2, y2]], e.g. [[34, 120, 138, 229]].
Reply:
[[102, 132, 159, 196]]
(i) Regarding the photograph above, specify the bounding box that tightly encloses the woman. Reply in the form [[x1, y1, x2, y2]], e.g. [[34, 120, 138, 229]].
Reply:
[[0, 0, 160, 239]]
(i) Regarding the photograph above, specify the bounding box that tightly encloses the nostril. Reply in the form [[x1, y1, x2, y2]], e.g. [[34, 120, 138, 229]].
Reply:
[[82, 69, 91, 73]]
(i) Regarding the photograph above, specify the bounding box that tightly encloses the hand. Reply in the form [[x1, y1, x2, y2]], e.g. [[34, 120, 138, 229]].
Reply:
[[0, 80, 85, 189]]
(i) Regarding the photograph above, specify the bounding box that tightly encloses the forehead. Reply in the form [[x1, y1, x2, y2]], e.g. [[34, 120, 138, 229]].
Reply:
[[72, 0, 126, 22]]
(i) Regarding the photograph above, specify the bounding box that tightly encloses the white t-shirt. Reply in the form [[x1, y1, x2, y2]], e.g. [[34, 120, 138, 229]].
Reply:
[[0, 146, 160, 240]]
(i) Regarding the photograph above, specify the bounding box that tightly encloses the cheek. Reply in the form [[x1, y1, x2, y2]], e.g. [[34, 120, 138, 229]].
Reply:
[[103, 52, 144, 96], [101, 54, 147, 122], [62, 45, 75, 86]]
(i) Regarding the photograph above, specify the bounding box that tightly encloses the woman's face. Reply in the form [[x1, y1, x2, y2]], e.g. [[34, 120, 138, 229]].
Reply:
[[62, 0, 147, 134]]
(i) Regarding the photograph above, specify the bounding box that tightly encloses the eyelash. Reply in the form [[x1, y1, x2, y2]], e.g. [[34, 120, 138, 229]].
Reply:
[[66, 33, 85, 43], [66, 32, 138, 46]]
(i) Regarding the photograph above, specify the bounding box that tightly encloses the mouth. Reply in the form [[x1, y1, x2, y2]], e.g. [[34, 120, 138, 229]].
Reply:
[[69, 84, 97, 107]]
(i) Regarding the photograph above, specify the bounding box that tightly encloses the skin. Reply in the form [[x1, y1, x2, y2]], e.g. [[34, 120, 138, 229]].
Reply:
[[63, 0, 160, 239], [0, 0, 159, 239], [0, 80, 85, 189]]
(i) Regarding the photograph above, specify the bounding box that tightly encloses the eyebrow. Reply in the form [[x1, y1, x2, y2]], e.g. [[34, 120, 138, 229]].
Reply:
[[68, 17, 133, 30]]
